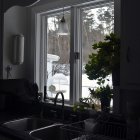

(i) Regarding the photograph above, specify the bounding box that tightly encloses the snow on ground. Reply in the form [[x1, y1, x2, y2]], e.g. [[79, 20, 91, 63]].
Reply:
[[48, 74, 112, 101]]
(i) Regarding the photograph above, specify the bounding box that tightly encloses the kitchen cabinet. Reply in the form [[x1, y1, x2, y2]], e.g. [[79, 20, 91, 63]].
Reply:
[[0, 0, 3, 78], [0, 134, 11, 140], [121, 0, 140, 89]]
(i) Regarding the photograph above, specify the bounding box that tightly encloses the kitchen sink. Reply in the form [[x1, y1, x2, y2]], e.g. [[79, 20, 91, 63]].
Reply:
[[2, 117, 55, 132], [30, 123, 63, 140], [2, 117, 64, 140]]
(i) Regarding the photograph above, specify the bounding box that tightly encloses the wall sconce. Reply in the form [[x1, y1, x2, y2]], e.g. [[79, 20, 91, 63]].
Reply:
[[13, 34, 24, 65]]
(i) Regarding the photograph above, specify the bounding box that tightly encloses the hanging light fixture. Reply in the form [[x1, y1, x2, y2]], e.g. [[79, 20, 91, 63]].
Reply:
[[57, 7, 69, 36]]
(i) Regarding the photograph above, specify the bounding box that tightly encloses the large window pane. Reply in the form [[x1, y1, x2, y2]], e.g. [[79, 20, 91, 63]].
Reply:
[[46, 11, 70, 100], [81, 3, 114, 100]]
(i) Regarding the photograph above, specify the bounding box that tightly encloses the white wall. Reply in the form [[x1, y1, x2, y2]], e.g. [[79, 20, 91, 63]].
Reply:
[[3, 6, 29, 79], [2, 0, 62, 81]]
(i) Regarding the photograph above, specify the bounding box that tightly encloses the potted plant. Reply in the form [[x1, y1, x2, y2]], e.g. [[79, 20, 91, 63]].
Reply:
[[73, 97, 95, 112], [85, 33, 120, 86], [73, 33, 120, 113], [94, 85, 113, 112], [85, 33, 120, 112]]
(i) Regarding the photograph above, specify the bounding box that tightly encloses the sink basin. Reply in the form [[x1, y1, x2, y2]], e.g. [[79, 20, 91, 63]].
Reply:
[[2, 117, 55, 132], [30, 123, 63, 140]]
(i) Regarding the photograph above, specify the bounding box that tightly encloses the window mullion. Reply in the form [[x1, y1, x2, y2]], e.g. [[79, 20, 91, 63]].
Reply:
[[44, 16, 48, 100], [70, 7, 76, 104], [39, 16, 45, 92], [70, 6, 82, 104], [77, 7, 83, 100], [35, 14, 41, 89]]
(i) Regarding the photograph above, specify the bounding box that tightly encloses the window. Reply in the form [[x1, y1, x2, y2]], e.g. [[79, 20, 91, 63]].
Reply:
[[46, 11, 71, 100], [81, 3, 114, 98], [35, 0, 114, 104]]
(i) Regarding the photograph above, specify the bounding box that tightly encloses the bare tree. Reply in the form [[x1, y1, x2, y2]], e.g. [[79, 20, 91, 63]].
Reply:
[[46, 4, 114, 74]]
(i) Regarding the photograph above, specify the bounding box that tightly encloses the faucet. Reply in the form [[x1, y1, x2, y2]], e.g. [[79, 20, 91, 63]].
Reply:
[[54, 91, 64, 108], [54, 92, 64, 122]]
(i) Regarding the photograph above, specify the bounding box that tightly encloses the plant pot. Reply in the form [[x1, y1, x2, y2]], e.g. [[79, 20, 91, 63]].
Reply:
[[100, 95, 111, 113]]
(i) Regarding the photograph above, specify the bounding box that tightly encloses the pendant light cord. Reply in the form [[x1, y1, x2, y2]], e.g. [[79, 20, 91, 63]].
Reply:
[[63, 7, 64, 17], [61, 7, 65, 22]]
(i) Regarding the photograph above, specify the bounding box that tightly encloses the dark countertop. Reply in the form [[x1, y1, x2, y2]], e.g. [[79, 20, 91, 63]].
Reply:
[[0, 111, 38, 140], [0, 126, 36, 140], [0, 101, 91, 140], [0, 111, 31, 124], [0, 107, 70, 140]]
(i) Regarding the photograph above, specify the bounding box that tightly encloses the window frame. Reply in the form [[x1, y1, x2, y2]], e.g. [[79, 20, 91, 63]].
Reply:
[[32, 0, 114, 104]]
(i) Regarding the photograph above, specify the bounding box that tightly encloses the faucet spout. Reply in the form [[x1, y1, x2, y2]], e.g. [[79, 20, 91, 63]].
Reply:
[[54, 92, 64, 108], [54, 92, 65, 122]]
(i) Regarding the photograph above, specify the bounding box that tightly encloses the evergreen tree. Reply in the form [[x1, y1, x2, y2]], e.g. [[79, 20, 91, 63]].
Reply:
[[96, 4, 114, 34]]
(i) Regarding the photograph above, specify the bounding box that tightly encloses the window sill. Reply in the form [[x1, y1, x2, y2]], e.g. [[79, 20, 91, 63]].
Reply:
[[41, 100, 73, 110]]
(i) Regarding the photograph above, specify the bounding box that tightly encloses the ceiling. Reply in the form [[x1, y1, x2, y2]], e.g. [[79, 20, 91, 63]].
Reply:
[[34, 0, 60, 6]]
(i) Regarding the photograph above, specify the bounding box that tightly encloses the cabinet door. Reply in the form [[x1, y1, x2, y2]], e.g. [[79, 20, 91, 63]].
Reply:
[[0, 0, 4, 79], [121, 0, 140, 89], [0, 134, 12, 140]]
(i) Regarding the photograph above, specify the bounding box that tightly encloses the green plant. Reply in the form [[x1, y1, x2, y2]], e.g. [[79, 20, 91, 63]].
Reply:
[[73, 97, 95, 112], [73, 85, 113, 112], [73, 86, 103, 112], [85, 33, 120, 112], [96, 85, 113, 112], [88, 84, 113, 111], [73, 33, 120, 112], [85, 33, 120, 85]]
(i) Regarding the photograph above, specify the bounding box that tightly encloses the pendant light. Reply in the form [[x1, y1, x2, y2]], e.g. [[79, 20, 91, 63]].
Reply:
[[57, 7, 69, 36]]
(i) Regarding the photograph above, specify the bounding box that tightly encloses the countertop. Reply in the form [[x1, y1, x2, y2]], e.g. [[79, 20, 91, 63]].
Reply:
[[0, 111, 38, 140], [0, 101, 91, 140]]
